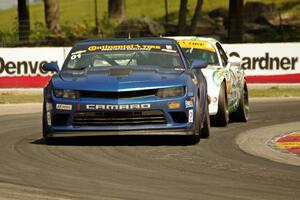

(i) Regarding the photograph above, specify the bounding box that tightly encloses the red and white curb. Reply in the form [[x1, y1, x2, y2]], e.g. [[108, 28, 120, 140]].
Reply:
[[274, 131, 300, 155], [236, 121, 300, 167]]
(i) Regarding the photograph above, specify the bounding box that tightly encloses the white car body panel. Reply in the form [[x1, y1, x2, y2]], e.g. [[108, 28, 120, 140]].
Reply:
[[169, 36, 246, 116]]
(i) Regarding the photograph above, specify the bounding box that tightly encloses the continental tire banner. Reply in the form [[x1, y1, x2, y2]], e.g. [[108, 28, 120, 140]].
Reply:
[[223, 43, 300, 83], [0, 44, 299, 88], [0, 48, 67, 88]]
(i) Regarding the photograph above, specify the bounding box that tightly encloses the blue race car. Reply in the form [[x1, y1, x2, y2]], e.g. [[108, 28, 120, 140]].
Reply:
[[42, 38, 210, 144]]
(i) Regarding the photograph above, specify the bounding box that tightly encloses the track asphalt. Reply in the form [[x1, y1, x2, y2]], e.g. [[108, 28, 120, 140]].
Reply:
[[0, 98, 299, 200]]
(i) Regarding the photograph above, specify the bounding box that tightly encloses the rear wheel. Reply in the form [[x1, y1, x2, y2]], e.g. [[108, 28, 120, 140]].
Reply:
[[201, 100, 210, 138], [211, 82, 229, 127], [231, 82, 249, 122]]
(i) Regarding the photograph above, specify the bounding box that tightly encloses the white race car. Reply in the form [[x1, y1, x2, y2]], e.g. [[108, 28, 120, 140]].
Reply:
[[170, 36, 249, 126]]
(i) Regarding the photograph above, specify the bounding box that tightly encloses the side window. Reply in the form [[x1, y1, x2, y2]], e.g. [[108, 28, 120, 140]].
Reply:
[[216, 43, 228, 67]]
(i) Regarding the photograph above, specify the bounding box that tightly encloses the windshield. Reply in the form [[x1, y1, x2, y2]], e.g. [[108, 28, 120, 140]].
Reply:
[[182, 48, 219, 66], [63, 44, 184, 70]]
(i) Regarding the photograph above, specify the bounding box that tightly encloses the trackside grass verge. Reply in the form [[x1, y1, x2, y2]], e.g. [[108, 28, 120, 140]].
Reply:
[[0, 88, 299, 104], [249, 87, 300, 98], [0, 92, 42, 104]]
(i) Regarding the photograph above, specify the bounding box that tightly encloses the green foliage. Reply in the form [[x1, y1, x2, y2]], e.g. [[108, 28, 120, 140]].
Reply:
[[61, 20, 95, 39], [0, 0, 300, 45], [0, 31, 18, 46], [98, 13, 117, 38], [30, 22, 50, 41]]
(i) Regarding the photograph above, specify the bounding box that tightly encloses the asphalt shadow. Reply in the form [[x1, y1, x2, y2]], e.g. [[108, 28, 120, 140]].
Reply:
[[31, 135, 203, 147]]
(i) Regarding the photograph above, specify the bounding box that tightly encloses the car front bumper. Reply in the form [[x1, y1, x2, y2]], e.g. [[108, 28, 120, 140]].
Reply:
[[44, 93, 197, 137]]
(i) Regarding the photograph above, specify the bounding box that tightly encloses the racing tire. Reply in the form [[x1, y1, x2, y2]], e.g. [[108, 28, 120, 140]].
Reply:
[[42, 103, 54, 144], [231, 82, 249, 122], [211, 82, 229, 127], [201, 100, 210, 138], [187, 95, 201, 145]]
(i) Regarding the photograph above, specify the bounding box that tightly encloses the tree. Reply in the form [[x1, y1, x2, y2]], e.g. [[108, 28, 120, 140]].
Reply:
[[108, 0, 125, 22], [44, 0, 61, 34], [178, 0, 188, 35], [228, 0, 244, 42], [18, 0, 30, 41], [164, 0, 169, 24], [189, 0, 203, 35]]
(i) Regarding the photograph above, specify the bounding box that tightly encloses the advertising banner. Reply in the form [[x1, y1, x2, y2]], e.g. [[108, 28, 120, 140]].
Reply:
[[223, 43, 300, 83], [0, 47, 67, 88], [0, 43, 299, 88]]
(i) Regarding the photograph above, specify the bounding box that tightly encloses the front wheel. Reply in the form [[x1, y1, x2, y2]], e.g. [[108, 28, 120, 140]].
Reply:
[[231, 82, 249, 122], [187, 95, 201, 144], [201, 99, 210, 138], [211, 82, 229, 127], [42, 103, 54, 144]]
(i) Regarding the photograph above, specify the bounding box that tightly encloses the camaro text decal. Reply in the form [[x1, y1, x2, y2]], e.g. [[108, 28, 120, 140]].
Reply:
[[86, 104, 151, 110]]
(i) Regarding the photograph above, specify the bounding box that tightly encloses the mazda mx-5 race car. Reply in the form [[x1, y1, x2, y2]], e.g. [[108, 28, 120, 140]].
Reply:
[[42, 38, 210, 144], [170, 36, 249, 126]]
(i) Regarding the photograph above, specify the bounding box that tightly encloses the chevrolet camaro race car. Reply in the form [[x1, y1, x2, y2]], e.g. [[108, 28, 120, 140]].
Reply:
[[42, 38, 210, 144], [170, 36, 249, 126]]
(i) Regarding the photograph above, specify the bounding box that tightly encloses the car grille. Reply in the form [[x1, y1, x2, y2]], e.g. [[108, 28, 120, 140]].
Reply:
[[72, 110, 166, 126], [80, 89, 157, 99]]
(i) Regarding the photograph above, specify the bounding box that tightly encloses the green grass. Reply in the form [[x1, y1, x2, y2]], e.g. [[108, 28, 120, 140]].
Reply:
[[0, 92, 42, 104], [1, 0, 300, 32], [249, 87, 300, 97]]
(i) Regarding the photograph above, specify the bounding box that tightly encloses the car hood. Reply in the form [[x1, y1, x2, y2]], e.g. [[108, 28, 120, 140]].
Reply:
[[51, 66, 189, 92]]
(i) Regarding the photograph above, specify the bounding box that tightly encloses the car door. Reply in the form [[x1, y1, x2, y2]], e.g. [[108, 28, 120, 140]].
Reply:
[[215, 42, 239, 107]]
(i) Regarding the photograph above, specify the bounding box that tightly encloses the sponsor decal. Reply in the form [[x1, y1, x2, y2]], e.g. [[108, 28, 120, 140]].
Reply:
[[70, 50, 87, 60], [88, 44, 161, 52], [168, 101, 181, 109], [188, 109, 193, 123], [185, 100, 194, 108], [56, 104, 73, 111], [212, 70, 224, 86], [230, 52, 298, 71], [0, 57, 53, 77], [177, 40, 216, 52], [86, 104, 151, 110]]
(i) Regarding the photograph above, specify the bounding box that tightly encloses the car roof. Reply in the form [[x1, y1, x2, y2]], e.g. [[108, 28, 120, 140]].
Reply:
[[75, 37, 178, 47], [166, 36, 220, 45]]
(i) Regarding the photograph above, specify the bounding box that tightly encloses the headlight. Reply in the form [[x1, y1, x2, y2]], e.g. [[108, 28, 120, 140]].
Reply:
[[157, 87, 185, 98], [54, 89, 80, 99]]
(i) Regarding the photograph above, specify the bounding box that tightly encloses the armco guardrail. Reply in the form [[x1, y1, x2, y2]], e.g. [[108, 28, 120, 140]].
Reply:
[[0, 43, 299, 88]]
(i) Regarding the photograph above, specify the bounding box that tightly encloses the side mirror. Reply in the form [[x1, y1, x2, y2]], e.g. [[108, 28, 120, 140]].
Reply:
[[228, 56, 241, 67], [191, 59, 208, 69], [42, 61, 60, 73]]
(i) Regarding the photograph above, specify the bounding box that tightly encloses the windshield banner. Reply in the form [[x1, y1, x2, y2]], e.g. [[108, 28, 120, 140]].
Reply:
[[0, 43, 299, 88]]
